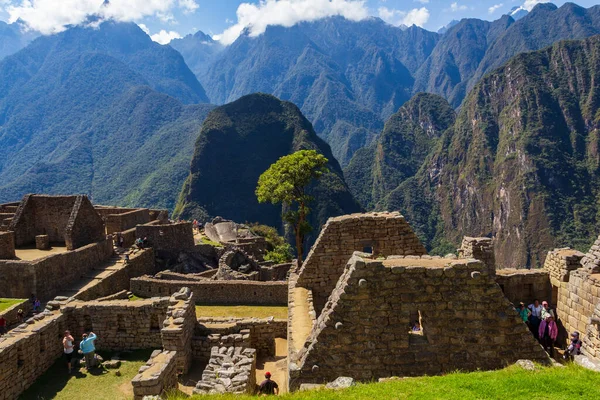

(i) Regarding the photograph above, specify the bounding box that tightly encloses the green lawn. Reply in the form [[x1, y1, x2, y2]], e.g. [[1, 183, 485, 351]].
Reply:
[[19, 349, 153, 400], [195, 304, 288, 320], [0, 298, 25, 312], [166, 364, 600, 400]]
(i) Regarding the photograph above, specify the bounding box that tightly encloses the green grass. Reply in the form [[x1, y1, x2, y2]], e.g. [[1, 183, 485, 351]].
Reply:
[[128, 295, 144, 302], [165, 364, 600, 400], [19, 349, 153, 400], [195, 304, 288, 320], [0, 298, 25, 312], [199, 237, 223, 247]]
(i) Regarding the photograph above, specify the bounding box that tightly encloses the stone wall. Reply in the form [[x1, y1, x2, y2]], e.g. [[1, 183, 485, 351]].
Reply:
[[73, 248, 156, 301], [0, 299, 31, 328], [0, 231, 15, 259], [66, 195, 106, 250], [289, 254, 548, 390], [61, 297, 169, 350], [194, 347, 257, 395], [544, 248, 584, 288], [0, 311, 66, 400], [136, 222, 195, 253], [161, 288, 195, 374], [130, 277, 288, 305], [0, 239, 113, 300], [194, 318, 287, 361], [495, 269, 551, 306], [459, 237, 495, 274], [297, 213, 427, 313], [105, 209, 151, 234], [131, 350, 178, 400], [10, 195, 104, 250]]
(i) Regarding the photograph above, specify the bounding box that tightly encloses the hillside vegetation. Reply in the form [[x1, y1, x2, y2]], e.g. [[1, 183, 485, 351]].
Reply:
[[0, 22, 213, 209], [174, 93, 361, 246], [348, 35, 600, 267]]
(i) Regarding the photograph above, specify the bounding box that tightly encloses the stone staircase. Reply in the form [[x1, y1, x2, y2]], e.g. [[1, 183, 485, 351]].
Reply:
[[56, 254, 125, 299], [0, 204, 18, 231]]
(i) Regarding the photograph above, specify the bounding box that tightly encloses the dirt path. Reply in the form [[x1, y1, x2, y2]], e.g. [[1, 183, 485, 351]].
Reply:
[[256, 338, 288, 394], [291, 287, 313, 352]]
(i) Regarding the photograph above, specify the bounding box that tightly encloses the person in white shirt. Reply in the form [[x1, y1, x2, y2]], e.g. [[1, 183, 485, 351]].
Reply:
[[528, 299, 543, 339]]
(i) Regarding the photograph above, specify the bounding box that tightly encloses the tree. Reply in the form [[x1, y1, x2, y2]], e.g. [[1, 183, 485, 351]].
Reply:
[[256, 150, 329, 265]]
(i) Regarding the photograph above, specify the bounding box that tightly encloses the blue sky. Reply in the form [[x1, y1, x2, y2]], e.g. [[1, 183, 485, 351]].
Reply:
[[0, 0, 598, 45]]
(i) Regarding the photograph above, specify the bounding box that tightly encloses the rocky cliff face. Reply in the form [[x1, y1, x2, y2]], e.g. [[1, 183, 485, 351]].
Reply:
[[350, 35, 600, 267], [345, 93, 455, 210], [174, 93, 361, 245], [429, 35, 600, 268]]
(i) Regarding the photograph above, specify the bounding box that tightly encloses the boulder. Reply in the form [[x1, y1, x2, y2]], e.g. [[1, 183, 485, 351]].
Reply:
[[326, 376, 355, 389]]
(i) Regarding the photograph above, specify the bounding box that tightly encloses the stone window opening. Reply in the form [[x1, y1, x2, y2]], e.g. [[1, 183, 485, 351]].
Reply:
[[83, 314, 93, 333], [117, 314, 126, 333], [39, 336, 46, 354], [552, 285, 559, 306], [150, 313, 161, 332], [17, 347, 24, 368], [409, 310, 428, 344], [360, 240, 375, 255]]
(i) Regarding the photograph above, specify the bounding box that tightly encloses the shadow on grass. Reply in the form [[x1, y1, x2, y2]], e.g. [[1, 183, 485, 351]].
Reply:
[[19, 349, 153, 400]]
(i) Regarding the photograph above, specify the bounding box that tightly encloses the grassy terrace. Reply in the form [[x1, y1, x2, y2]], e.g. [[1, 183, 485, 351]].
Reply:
[[195, 304, 288, 320], [0, 298, 25, 312], [20, 349, 152, 400], [166, 364, 600, 400]]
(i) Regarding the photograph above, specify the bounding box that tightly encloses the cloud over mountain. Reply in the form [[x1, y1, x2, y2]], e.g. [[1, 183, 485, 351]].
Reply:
[[214, 0, 369, 45], [5, 0, 198, 35]]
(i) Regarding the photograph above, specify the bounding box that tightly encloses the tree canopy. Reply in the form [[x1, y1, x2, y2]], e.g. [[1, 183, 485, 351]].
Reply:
[[256, 149, 329, 264]]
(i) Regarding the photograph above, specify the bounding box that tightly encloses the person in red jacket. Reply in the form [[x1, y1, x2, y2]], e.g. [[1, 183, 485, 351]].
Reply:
[[539, 315, 558, 357]]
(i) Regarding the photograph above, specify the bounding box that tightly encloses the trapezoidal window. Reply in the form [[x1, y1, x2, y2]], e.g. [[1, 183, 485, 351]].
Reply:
[[360, 240, 374, 255], [409, 310, 428, 344], [117, 314, 126, 333], [150, 313, 161, 332]]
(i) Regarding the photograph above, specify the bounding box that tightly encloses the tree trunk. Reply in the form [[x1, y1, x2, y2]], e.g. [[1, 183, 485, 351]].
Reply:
[[296, 201, 306, 265]]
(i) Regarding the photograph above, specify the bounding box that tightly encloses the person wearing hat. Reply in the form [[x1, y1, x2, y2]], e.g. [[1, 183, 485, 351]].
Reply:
[[564, 331, 582, 360], [540, 301, 555, 320], [517, 302, 531, 327], [538, 315, 558, 357], [258, 371, 279, 395]]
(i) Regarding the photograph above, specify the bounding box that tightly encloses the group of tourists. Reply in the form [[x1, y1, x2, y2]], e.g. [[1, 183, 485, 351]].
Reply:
[[63, 330, 98, 374], [115, 232, 125, 248], [193, 219, 200, 233], [515, 299, 582, 359], [135, 237, 148, 250]]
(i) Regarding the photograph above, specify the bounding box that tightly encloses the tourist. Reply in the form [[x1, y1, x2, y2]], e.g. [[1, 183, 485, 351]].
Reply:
[[517, 302, 531, 326], [0, 316, 7, 336], [564, 331, 582, 360], [258, 371, 279, 396], [63, 330, 75, 373], [135, 237, 144, 249], [33, 298, 41, 313], [528, 299, 543, 338], [538, 315, 558, 357], [142, 236, 149, 247], [541, 301, 555, 320], [411, 321, 421, 332], [119, 234, 124, 248], [17, 309, 24, 322], [124, 254, 130, 264], [80, 331, 98, 369]]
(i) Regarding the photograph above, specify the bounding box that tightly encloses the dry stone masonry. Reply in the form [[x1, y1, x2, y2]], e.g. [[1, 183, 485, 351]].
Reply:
[[193, 346, 257, 395], [161, 287, 195, 374], [131, 350, 178, 400], [298, 212, 427, 312], [289, 253, 549, 389], [459, 237, 495, 275]]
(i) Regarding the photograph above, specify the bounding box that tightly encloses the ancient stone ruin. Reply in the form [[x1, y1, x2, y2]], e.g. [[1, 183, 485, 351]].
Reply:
[[3, 197, 600, 399]]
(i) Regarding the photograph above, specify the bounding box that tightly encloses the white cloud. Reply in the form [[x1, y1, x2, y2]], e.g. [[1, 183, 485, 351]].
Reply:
[[450, 2, 468, 12], [214, 0, 369, 45], [522, 0, 547, 11], [150, 29, 181, 44], [5, 0, 194, 35], [178, 0, 198, 14], [138, 23, 181, 44], [488, 3, 503, 14], [378, 6, 429, 27], [415, 0, 429, 4]]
